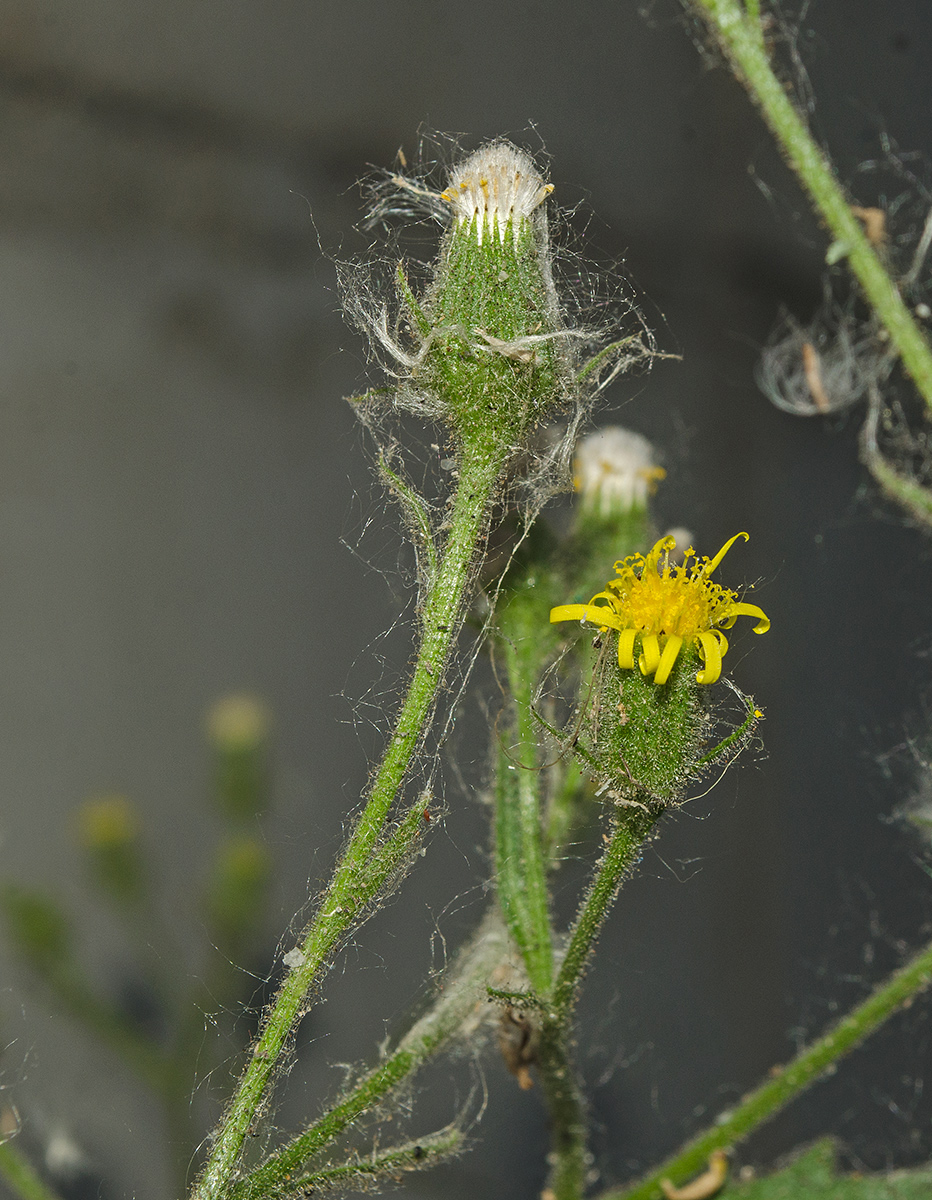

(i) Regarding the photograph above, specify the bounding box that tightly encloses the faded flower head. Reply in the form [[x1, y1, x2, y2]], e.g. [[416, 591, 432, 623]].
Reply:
[[574, 427, 665, 515], [346, 139, 655, 507], [78, 794, 139, 850], [206, 692, 271, 752], [551, 533, 769, 685], [418, 140, 568, 449], [440, 144, 553, 245]]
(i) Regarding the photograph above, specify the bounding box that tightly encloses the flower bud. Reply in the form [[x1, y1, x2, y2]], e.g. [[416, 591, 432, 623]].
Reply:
[[206, 693, 271, 824], [77, 794, 145, 906], [415, 143, 571, 452]]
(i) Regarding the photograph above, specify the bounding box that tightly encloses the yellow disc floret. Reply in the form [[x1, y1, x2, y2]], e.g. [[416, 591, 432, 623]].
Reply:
[[550, 533, 770, 685]]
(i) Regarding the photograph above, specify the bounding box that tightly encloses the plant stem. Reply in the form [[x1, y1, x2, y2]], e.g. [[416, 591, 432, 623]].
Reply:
[[494, 587, 557, 996], [192, 447, 503, 1200], [742, 0, 762, 40], [552, 804, 659, 1021], [861, 384, 932, 528], [690, 0, 932, 414], [297, 1127, 462, 1192], [230, 908, 510, 1200], [0, 1143, 62, 1200], [536, 1019, 589, 1200], [606, 933, 932, 1200], [532, 803, 659, 1200]]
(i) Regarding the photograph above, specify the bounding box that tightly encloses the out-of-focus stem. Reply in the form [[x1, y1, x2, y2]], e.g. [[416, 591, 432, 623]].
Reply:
[[0, 1142, 62, 1200]]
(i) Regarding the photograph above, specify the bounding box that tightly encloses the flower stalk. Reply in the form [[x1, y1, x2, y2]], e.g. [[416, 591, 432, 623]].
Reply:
[[490, 432, 681, 1200], [194, 141, 582, 1200], [688, 0, 932, 414], [493, 554, 562, 998], [606, 931, 932, 1200], [536, 802, 661, 1200], [552, 803, 659, 1022], [192, 447, 502, 1200]]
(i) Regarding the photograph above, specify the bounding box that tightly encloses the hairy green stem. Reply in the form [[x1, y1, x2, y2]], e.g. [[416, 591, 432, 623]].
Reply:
[[0, 1143, 62, 1200], [231, 908, 509, 1200], [695, 690, 761, 770], [607, 933, 932, 1200], [297, 1127, 462, 1192], [494, 591, 557, 995], [192, 448, 503, 1200], [552, 805, 659, 1021], [690, 0, 932, 413], [378, 454, 440, 587], [531, 802, 659, 1199], [537, 1019, 589, 1200]]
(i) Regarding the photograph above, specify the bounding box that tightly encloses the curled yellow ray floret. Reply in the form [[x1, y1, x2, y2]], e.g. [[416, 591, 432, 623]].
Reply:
[[550, 533, 769, 685]]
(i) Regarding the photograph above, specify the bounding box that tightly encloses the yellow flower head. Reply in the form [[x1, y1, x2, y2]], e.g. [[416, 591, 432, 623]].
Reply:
[[550, 533, 770, 686]]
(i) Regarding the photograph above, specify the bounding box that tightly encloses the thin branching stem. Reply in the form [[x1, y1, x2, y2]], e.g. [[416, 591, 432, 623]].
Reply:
[[605, 932, 932, 1200], [536, 1020, 589, 1200], [552, 804, 658, 1021], [231, 908, 509, 1200], [192, 446, 504, 1200], [860, 383, 932, 527], [295, 1127, 462, 1194], [533, 802, 659, 1200]]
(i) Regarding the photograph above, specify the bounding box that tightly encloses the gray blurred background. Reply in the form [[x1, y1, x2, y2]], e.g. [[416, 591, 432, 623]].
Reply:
[[1, 1, 931, 1198]]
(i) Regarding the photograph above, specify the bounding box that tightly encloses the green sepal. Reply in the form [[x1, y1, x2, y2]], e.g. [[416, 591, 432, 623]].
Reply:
[[419, 217, 568, 452], [574, 640, 708, 805]]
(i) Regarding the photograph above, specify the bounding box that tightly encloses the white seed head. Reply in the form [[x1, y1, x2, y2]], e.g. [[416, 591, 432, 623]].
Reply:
[[441, 143, 553, 245], [574, 426, 663, 515]]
